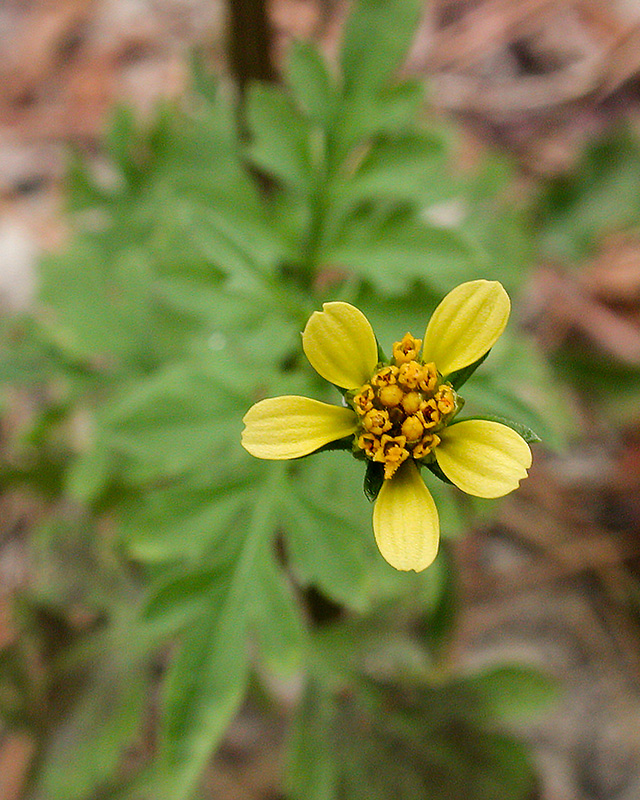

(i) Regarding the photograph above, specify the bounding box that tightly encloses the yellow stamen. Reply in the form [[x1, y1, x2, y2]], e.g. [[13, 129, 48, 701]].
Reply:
[[413, 433, 440, 459], [435, 385, 455, 414], [397, 360, 423, 389], [419, 362, 438, 393], [373, 434, 410, 479], [393, 333, 422, 365], [378, 384, 404, 408], [371, 365, 399, 387], [401, 391, 422, 415], [363, 408, 392, 436], [353, 385, 375, 415], [401, 415, 424, 442], [419, 400, 440, 429], [358, 432, 380, 457]]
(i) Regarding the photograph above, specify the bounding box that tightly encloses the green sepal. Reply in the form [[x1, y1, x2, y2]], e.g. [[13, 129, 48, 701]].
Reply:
[[458, 415, 542, 444], [424, 459, 455, 486], [363, 460, 385, 501], [332, 383, 350, 398], [446, 349, 491, 390], [311, 436, 355, 455], [376, 337, 387, 364]]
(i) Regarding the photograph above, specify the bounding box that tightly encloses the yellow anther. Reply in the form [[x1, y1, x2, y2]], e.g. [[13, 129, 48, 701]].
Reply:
[[401, 415, 424, 442], [363, 408, 392, 436], [435, 385, 455, 414], [419, 362, 438, 394], [373, 434, 409, 479], [401, 391, 422, 415], [419, 400, 440, 429], [397, 360, 423, 389], [378, 384, 404, 408], [413, 433, 440, 459], [371, 365, 399, 388], [393, 333, 422, 365], [353, 385, 375, 415], [358, 433, 380, 457]]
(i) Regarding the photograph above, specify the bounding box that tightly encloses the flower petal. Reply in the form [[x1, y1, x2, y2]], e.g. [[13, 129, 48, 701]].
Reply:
[[302, 302, 378, 389], [373, 460, 439, 571], [422, 280, 510, 375], [242, 396, 357, 459], [436, 419, 532, 498]]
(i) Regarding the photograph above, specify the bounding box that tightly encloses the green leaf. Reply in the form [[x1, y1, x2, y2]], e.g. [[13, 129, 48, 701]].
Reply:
[[537, 128, 640, 263], [419, 546, 458, 659], [143, 567, 224, 626], [284, 490, 370, 610], [468, 664, 558, 721], [287, 673, 537, 800], [329, 133, 446, 213], [323, 215, 475, 295], [65, 445, 114, 504], [99, 355, 256, 483], [286, 39, 335, 125], [155, 465, 304, 799], [245, 82, 313, 189], [157, 605, 250, 799], [36, 646, 148, 800], [252, 549, 306, 673], [119, 467, 258, 562], [330, 81, 427, 167], [285, 679, 337, 800], [340, 0, 421, 97]]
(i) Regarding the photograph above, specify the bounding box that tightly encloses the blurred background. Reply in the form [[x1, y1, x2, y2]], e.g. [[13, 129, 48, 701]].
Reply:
[[1, 1, 640, 799]]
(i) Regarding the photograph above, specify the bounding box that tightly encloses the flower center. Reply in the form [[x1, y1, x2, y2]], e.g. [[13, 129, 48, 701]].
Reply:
[[349, 334, 461, 479]]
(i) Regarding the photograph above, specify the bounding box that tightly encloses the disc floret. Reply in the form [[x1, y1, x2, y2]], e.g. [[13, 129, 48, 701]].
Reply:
[[348, 334, 462, 479]]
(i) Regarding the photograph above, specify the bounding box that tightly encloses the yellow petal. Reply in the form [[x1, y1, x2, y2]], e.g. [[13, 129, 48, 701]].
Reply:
[[422, 280, 510, 376], [302, 302, 378, 389], [436, 419, 532, 498], [242, 396, 357, 459], [373, 460, 439, 571]]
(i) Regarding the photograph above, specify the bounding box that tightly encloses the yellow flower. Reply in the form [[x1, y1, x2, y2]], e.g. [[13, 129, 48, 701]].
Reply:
[[242, 280, 532, 573]]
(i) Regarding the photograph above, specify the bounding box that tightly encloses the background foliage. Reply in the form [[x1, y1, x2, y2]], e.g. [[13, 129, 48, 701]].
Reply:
[[9, 0, 636, 797]]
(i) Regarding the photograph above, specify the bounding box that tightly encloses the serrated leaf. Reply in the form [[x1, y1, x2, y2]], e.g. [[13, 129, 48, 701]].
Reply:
[[331, 81, 427, 167], [253, 549, 306, 673], [285, 680, 337, 800], [99, 355, 258, 483], [158, 605, 250, 799], [286, 39, 334, 125], [468, 664, 558, 721], [340, 0, 421, 97], [156, 466, 295, 800], [120, 467, 258, 562], [35, 643, 148, 800], [284, 490, 370, 610], [323, 215, 475, 295], [245, 82, 313, 189], [330, 133, 446, 213]]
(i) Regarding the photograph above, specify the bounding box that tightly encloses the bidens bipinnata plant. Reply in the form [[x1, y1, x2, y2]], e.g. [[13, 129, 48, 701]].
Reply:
[[242, 280, 533, 572]]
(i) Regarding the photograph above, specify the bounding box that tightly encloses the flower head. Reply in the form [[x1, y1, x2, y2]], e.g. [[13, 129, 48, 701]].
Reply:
[[242, 280, 533, 572]]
